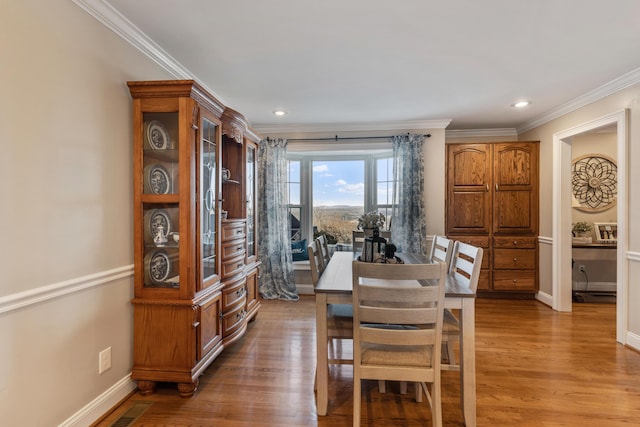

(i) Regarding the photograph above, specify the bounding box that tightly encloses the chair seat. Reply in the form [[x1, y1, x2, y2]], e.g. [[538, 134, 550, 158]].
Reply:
[[362, 343, 433, 367]]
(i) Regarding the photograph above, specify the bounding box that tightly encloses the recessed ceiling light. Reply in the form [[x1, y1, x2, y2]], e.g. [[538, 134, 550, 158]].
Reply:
[[272, 110, 288, 117], [512, 100, 531, 108]]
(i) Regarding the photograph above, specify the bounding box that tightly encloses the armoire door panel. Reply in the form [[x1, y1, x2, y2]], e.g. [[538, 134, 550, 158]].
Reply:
[[448, 193, 490, 233]]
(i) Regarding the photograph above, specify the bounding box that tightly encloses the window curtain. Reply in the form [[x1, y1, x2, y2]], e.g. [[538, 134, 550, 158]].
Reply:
[[390, 134, 427, 254], [257, 138, 299, 300]]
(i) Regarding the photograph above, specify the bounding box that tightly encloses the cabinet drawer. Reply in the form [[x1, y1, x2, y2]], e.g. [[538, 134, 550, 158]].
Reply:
[[493, 270, 536, 291], [221, 221, 246, 241], [222, 238, 245, 261], [493, 236, 537, 249], [222, 300, 246, 337], [221, 254, 245, 279], [222, 276, 247, 311], [494, 249, 536, 269], [452, 236, 490, 248]]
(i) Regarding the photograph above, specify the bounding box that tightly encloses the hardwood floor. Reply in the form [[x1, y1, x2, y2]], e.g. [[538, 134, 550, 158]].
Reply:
[[95, 297, 640, 427]]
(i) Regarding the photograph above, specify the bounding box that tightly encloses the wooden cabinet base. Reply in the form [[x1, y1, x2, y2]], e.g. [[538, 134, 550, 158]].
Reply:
[[137, 380, 156, 396], [177, 380, 199, 398]]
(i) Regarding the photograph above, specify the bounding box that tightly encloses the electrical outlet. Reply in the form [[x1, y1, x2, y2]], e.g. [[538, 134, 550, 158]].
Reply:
[[99, 347, 112, 374], [578, 265, 586, 273]]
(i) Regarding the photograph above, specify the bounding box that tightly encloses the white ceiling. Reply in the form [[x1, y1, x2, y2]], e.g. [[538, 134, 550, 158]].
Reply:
[[98, 0, 640, 133]]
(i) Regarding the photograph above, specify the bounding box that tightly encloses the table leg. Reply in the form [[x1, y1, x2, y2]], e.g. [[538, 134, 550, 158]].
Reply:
[[315, 293, 329, 416], [460, 298, 476, 426]]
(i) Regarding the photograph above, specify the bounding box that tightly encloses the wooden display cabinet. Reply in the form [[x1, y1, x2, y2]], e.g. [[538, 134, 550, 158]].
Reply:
[[128, 80, 260, 396]]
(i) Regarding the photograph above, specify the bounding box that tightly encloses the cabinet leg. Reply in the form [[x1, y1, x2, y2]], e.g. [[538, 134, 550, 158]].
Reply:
[[177, 379, 199, 398], [137, 380, 156, 396]]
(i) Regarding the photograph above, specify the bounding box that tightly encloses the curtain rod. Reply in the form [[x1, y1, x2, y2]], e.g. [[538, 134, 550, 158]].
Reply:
[[267, 133, 431, 142]]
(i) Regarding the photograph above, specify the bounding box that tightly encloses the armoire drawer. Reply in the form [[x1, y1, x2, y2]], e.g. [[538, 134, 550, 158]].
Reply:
[[493, 270, 536, 291], [493, 236, 537, 249], [221, 254, 245, 279], [493, 249, 536, 269], [221, 221, 246, 241], [222, 300, 247, 337], [222, 275, 247, 311], [222, 239, 246, 261]]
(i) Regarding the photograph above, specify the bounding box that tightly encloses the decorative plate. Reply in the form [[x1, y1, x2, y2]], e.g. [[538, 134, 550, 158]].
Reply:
[[144, 250, 171, 285], [144, 164, 171, 194], [145, 120, 170, 150], [144, 209, 171, 243]]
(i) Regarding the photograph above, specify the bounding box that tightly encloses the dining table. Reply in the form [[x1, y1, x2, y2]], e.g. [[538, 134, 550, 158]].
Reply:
[[314, 251, 477, 426]]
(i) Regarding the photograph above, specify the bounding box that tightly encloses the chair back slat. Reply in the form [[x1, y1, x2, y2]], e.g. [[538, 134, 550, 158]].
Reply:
[[448, 241, 483, 293], [429, 235, 453, 269], [307, 240, 325, 286], [316, 234, 331, 264]]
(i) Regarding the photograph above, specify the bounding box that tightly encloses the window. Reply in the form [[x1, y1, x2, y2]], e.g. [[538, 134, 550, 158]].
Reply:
[[312, 159, 365, 247], [286, 150, 394, 248], [375, 156, 395, 226]]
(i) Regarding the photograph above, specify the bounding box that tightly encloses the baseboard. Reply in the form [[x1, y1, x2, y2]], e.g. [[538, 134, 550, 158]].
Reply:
[[296, 284, 315, 295], [59, 375, 136, 427], [536, 291, 552, 307], [626, 331, 640, 352]]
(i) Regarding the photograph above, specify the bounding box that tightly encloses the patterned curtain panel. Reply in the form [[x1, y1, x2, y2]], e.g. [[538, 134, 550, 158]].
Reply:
[[257, 138, 299, 300], [390, 134, 427, 254]]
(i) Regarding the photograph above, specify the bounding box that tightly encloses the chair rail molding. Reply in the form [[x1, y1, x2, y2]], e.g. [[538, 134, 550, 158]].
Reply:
[[0, 264, 134, 315]]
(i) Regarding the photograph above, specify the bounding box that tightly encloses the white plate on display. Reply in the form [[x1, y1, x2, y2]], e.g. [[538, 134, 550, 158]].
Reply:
[[145, 120, 170, 150], [144, 209, 172, 243], [144, 164, 171, 194], [144, 249, 171, 285]]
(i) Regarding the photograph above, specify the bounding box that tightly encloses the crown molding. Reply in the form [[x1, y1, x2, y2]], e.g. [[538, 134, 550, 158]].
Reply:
[[445, 128, 518, 139], [252, 119, 451, 135], [517, 66, 640, 134], [73, 0, 640, 138], [72, 0, 229, 106]]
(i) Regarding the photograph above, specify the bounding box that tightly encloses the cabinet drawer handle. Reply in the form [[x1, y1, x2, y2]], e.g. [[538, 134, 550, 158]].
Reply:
[[237, 263, 243, 269], [495, 183, 499, 192], [237, 246, 243, 251], [485, 184, 489, 192], [513, 257, 518, 262], [513, 240, 518, 245], [512, 279, 517, 283]]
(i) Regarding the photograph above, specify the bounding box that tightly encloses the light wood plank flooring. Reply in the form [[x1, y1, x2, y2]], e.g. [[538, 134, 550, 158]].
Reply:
[[95, 297, 640, 426]]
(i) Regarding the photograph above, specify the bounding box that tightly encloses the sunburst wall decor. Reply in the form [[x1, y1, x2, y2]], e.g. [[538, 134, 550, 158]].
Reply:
[[571, 154, 617, 212]]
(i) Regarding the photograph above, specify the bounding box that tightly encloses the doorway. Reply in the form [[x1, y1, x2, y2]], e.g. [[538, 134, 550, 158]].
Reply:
[[552, 110, 627, 344]]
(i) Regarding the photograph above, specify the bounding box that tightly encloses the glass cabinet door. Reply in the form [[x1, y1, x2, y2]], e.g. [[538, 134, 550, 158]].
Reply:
[[246, 143, 257, 263], [199, 118, 219, 288], [142, 112, 180, 288]]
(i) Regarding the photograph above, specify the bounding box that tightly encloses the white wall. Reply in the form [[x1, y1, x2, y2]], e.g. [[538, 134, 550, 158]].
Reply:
[[520, 85, 640, 342], [0, 0, 172, 425]]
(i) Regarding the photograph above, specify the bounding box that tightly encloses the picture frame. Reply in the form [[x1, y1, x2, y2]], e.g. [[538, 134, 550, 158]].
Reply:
[[594, 222, 617, 243]]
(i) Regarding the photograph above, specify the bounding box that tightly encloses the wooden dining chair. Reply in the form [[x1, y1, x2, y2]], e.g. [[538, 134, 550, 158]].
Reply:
[[307, 241, 352, 367], [316, 234, 331, 266], [352, 230, 366, 253], [441, 241, 483, 371], [352, 260, 447, 427]]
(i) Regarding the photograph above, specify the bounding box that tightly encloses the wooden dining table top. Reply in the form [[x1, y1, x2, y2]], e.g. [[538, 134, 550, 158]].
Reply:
[[314, 251, 477, 298]]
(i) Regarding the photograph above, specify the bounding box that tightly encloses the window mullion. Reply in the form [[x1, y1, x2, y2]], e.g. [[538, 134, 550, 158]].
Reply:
[[301, 158, 313, 242]]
